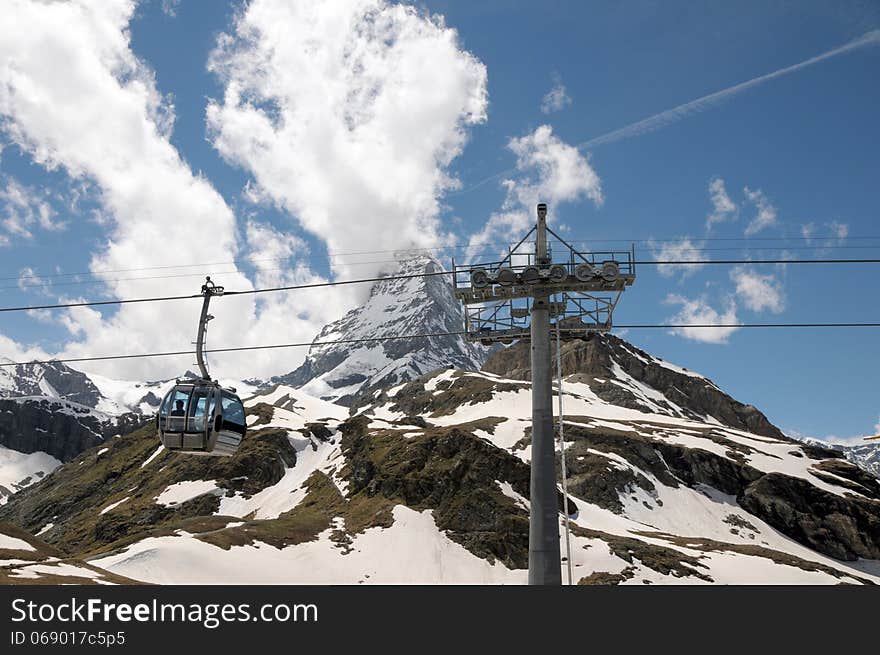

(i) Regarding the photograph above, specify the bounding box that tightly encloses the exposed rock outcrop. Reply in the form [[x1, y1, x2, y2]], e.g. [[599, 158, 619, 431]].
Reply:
[[0, 397, 143, 462], [482, 334, 785, 439]]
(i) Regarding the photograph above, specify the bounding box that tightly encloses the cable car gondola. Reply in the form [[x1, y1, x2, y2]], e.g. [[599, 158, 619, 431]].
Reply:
[[157, 278, 246, 456]]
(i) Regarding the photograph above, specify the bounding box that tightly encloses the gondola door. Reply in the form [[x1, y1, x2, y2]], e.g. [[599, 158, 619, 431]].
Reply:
[[184, 385, 213, 451]]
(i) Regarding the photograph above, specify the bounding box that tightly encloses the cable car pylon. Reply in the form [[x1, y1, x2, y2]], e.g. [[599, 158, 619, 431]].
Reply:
[[453, 203, 636, 584]]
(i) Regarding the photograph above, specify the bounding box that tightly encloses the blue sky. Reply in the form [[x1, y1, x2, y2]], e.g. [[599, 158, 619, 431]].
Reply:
[[0, 0, 878, 441]]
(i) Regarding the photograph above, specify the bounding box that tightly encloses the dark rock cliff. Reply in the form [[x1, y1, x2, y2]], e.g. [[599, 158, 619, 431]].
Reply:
[[0, 398, 145, 462]]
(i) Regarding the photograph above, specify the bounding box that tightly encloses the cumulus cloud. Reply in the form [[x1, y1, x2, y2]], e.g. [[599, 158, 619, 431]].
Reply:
[[665, 293, 739, 344], [706, 177, 736, 228], [540, 74, 571, 114], [206, 0, 488, 284], [0, 333, 51, 366], [743, 186, 777, 236], [466, 124, 603, 261], [244, 220, 308, 288], [729, 266, 785, 313], [507, 125, 604, 207], [0, 0, 493, 381], [0, 0, 346, 379], [650, 237, 706, 279]]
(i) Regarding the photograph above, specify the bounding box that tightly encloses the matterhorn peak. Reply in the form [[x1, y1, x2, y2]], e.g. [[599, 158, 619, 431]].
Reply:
[[271, 252, 490, 405]]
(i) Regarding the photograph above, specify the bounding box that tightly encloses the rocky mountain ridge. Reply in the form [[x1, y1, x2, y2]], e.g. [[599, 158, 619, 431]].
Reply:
[[0, 359, 108, 409], [482, 333, 785, 439]]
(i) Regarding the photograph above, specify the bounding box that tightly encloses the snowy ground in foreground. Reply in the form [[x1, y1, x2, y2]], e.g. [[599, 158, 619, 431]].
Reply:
[[91, 506, 522, 585], [89, 502, 878, 585]]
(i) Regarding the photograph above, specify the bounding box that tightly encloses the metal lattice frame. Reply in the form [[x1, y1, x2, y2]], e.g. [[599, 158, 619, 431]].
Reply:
[[453, 231, 635, 343]]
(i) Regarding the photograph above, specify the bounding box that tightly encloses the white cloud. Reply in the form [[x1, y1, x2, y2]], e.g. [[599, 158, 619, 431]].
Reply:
[[161, 0, 180, 17], [0, 332, 49, 364], [706, 177, 736, 228], [828, 220, 848, 240], [801, 219, 849, 251], [650, 237, 706, 279], [665, 293, 739, 344], [874, 415, 880, 436], [244, 220, 308, 288], [466, 125, 603, 261], [729, 266, 785, 313], [0, 0, 346, 380], [17, 267, 52, 296], [25, 308, 54, 323], [206, 0, 488, 285], [0, 175, 65, 242], [540, 74, 571, 114], [506, 125, 604, 207], [743, 186, 777, 236]]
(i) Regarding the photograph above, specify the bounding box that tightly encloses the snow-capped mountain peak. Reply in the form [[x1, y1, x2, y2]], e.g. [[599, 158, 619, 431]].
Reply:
[[796, 436, 880, 479], [0, 358, 107, 408], [271, 253, 491, 405]]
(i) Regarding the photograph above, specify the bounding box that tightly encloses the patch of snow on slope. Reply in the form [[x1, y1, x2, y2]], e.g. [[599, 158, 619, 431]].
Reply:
[[695, 551, 864, 585], [608, 360, 686, 417], [0, 533, 36, 551], [496, 481, 528, 511], [424, 368, 458, 392], [100, 497, 131, 515], [156, 480, 220, 507], [564, 491, 877, 584], [246, 386, 348, 424], [141, 446, 164, 468], [696, 426, 869, 499], [8, 563, 103, 581], [217, 433, 341, 520]]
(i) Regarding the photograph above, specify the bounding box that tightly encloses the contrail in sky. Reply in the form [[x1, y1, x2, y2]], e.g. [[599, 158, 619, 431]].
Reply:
[[453, 30, 880, 196], [577, 29, 880, 150]]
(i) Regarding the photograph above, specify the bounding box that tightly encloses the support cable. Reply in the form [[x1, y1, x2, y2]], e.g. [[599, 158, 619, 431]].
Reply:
[[3, 258, 880, 314], [555, 319, 573, 586], [3, 323, 880, 367]]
